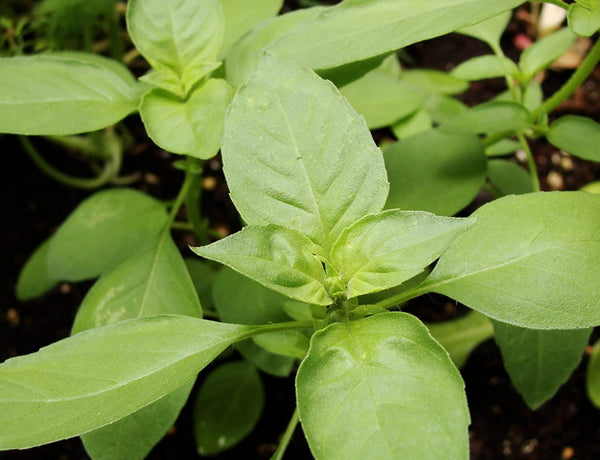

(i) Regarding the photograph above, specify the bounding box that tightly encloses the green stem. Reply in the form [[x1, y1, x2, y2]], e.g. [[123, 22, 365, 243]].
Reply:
[[271, 406, 300, 460], [45, 135, 109, 159], [20, 137, 114, 189], [184, 157, 209, 244], [517, 132, 541, 192], [240, 320, 314, 341], [171, 221, 194, 231], [370, 285, 433, 311], [166, 168, 196, 228], [534, 38, 600, 119]]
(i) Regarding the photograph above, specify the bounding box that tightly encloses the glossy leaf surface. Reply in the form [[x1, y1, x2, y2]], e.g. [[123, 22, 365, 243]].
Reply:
[[547, 115, 600, 162], [194, 361, 264, 455], [221, 55, 388, 249], [330, 210, 475, 298], [0, 55, 139, 135], [194, 225, 330, 305], [384, 130, 487, 216], [297, 313, 469, 459], [47, 189, 168, 282], [0, 316, 256, 449], [424, 192, 600, 329], [140, 79, 233, 159], [493, 321, 591, 409]]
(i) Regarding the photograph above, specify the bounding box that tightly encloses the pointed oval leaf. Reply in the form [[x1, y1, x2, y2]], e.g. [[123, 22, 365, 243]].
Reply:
[[493, 321, 591, 409], [391, 109, 432, 139], [140, 79, 233, 159], [193, 225, 331, 306], [253, 330, 310, 359], [222, 55, 388, 249], [458, 11, 512, 51], [0, 316, 255, 449], [547, 115, 600, 162], [568, 4, 600, 37], [127, 0, 224, 92], [441, 101, 532, 134], [423, 192, 600, 329], [16, 238, 58, 301], [487, 159, 533, 196], [427, 311, 493, 369], [451, 55, 518, 81], [485, 138, 521, 157], [330, 210, 475, 298], [236, 340, 294, 378], [268, 0, 524, 70], [518, 28, 577, 80], [401, 69, 468, 95], [296, 312, 469, 460], [384, 130, 487, 216], [194, 361, 264, 455], [0, 55, 139, 135], [47, 189, 168, 282]]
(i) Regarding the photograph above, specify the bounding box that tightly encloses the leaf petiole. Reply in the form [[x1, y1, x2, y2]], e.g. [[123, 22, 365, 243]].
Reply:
[[270, 406, 300, 460]]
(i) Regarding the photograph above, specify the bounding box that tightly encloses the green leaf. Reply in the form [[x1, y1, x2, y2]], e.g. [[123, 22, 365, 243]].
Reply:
[[253, 330, 310, 359], [185, 259, 217, 310], [427, 311, 493, 369], [547, 115, 600, 161], [423, 192, 600, 329], [0, 316, 257, 449], [72, 233, 202, 333], [194, 225, 330, 305], [451, 55, 518, 81], [458, 11, 512, 52], [487, 159, 533, 196], [221, 55, 388, 249], [47, 189, 168, 282], [518, 28, 577, 81], [384, 130, 487, 216], [586, 339, 600, 407], [212, 267, 295, 376], [219, 0, 283, 58], [493, 321, 591, 409], [80, 380, 194, 460], [401, 69, 468, 95], [424, 94, 467, 123], [568, 3, 600, 37], [268, 0, 525, 70], [485, 138, 521, 157], [127, 0, 224, 94], [441, 101, 532, 134], [140, 79, 233, 159], [330, 210, 475, 298], [391, 109, 432, 139], [194, 361, 264, 455], [340, 68, 426, 129], [522, 81, 543, 112], [16, 239, 58, 301], [225, 7, 324, 87], [581, 180, 600, 194], [297, 312, 469, 459], [0, 55, 139, 135]]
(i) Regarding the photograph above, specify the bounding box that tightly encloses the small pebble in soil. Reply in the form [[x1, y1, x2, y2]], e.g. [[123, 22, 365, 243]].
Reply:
[[547, 170, 565, 190], [502, 439, 512, 456], [6, 307, 20, 326], [520, 438, 538, 454], [516, 149, 527, 163], [59, 283, 71, 294], [144, 172, 160, 185], [561, 155, 574, 171], [202, 176, 218, 191], [562, 446, 575, 459]]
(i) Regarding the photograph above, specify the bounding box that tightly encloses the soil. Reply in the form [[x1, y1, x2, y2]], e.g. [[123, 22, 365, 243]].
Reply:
[[2, 3, 600, 460]]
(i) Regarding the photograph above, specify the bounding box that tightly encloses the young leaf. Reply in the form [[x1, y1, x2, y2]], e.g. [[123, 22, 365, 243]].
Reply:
[[568, 3, 600, 37], [194, 225, 331, 306], [0, 316, 257, 449], [340, 68, 426, 129], [47, 189, 168, 282], [252, 330, 310, 359], [401, 69, 469, 95], [423, 192, 600, 329], [268, 0, 525, 70], [219, 0, 283, 58], [441, 101, 532, 134], [296, 313, 470, 459], [451, 55, 518, 81], [457, 11, 512, 52], [391, 109, 432, 139], [72, 233, 202, 333], [586, 340, 600, 406], [518, 28, 577, 81], [424, 94, 467, 123], [15, 239, 58, 301], [140, 79, 233, 159], [427, 311, 494, 369], [194, 361, 264, 455], [221, 55, 388, 249], [0, 55, 139, 135], [330, 210, 475, 298], [127, 0, 224, 94], [80, 380, 194, 460], [485, 138, 521, 157], [384, 130, 487, 216], [547, 115, 600, 162], [487, 159, 533, 196], [212, 267, 296, 377], [493, 321, 591, 409]]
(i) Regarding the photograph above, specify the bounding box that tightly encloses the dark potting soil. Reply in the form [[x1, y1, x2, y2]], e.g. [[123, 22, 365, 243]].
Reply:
[[2, 6, 600, 460]]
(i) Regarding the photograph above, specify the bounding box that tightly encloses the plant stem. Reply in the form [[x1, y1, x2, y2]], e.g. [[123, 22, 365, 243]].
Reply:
[[166, 167, 196, 228], [45, 135, 109, 159], [517, 132, 541, 192], [171, 221, 195, 231], [19, 137, 114, 189], [271, 406, 300, 460], [184, 157, 210, 244], [534, 38, 600, 119], [240, 320, 315, 340], [369, 285, 432, 311]]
